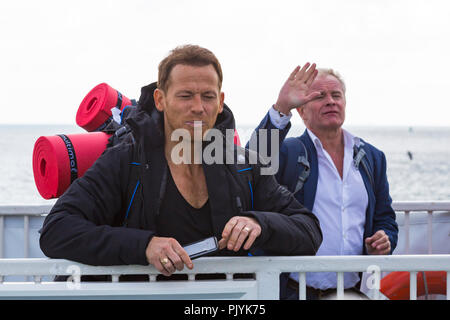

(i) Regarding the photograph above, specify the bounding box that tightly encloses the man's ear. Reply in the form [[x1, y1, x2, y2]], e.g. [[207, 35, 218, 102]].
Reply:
[[218, 92, 225, 114], [296, 106, 305, 120], [154, 88, 165, 112]]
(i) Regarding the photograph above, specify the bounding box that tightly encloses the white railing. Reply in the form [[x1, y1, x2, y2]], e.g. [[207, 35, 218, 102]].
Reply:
[[392, 201, 450, 254], [0, 205, 50, 259], [0, 202, 449, 300], [0, 255, 449, 300]]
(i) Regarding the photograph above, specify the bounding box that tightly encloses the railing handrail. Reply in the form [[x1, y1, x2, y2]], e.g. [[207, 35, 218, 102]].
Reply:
[[392, 201, 450, 212], [1, 255, 449, 300], [0, 255, 449, 276], [1, 203, 448, 300], [0, 205, 53, 216]]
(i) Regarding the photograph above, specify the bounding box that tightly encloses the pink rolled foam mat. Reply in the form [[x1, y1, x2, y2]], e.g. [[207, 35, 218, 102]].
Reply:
[[33, 132, 110, 199], [233, 130, 241, 146], [76, 83, 133, 132]]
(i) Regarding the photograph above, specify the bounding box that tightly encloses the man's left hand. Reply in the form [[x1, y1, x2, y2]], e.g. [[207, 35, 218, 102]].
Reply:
[[219, 216, 262, 252], [365, 230, 391, 255]]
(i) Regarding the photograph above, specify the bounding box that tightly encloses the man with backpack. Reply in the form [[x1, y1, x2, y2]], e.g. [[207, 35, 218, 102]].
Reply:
[[39, 46, 322, 279], [249, 63, 398, 299]]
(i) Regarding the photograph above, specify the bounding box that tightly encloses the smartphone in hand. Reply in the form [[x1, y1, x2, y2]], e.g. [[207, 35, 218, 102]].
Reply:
[[183, 236, 219, 259]]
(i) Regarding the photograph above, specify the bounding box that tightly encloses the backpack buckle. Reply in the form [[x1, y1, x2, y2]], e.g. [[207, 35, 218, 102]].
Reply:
[[353, 147, 366, 168]]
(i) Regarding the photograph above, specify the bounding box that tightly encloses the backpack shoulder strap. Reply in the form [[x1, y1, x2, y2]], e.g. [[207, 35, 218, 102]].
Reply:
[[283, 137, 310, 194], [353, 141, 375, 190], [235, 147, 256, 210], [122, 159, 141, 227], [102, 105, 138, 148]]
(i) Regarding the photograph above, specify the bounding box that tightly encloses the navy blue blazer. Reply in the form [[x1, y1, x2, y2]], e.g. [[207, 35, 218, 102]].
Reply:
[[251, 111, 399, 254]]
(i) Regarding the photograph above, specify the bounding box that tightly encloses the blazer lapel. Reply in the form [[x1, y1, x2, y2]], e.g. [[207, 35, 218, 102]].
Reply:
[[300, 131, 319, 211]]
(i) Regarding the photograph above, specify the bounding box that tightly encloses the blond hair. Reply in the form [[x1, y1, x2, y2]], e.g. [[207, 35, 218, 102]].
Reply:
[[317, 68, 346, 93]]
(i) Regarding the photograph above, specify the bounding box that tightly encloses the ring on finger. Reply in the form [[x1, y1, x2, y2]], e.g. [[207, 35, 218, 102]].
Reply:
[[243, 226, 251, 233], [160, 257, 169, 265]]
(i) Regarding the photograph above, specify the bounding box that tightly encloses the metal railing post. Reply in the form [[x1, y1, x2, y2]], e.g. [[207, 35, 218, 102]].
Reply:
[[404, 211, 410, 254], [24, 215, 29, 259], [447, 272, 450, 301], [298, 272, 306, 300], [410, 271, 417, 300], [256, 270, 279, 300], [0, 216, 3, 259], [427, 211, 433, 254], [336, 272, 344, 300]]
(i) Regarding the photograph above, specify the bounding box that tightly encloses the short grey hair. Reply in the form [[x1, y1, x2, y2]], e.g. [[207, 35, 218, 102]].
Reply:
[[317, 68, 346, 93]]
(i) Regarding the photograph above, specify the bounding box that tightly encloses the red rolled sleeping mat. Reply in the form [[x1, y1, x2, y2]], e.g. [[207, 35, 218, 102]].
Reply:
[[233, 130, 241, 146], [34, 83, 241, 199], [33, 132, 110, 199], [76, 83, 134, 132]]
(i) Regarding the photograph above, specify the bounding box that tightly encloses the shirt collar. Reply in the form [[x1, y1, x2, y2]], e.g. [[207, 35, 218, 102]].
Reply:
[[306, 129, 324, 151], [306, 128, 361, 151]]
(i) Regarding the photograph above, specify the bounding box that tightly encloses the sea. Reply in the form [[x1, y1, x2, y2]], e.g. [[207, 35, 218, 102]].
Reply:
[[0, 124, 449, 206]]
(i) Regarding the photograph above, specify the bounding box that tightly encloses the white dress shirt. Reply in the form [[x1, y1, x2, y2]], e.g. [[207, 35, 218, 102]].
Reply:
[[268, 108, 368, 290], [268, 105, 292, 129]]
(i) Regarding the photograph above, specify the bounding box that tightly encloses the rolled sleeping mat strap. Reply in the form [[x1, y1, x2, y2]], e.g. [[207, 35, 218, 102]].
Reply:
[[32, 132, 110, 199], [76, 83, 134, 132], [57, 134, 79, 184]]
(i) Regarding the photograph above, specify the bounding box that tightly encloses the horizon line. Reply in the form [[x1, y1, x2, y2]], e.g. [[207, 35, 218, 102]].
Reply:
[[0, 122, 449, 128]]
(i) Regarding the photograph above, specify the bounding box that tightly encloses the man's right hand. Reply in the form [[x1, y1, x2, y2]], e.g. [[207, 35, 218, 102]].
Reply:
[[145, 236, 193, 276], [274, 63, 321, 115]]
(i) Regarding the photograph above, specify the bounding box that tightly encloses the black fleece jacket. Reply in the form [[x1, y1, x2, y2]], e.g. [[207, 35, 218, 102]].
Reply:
[[39, 83, 322, 266]]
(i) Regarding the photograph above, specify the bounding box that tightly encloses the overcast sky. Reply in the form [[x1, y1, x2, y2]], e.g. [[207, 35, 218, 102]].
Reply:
[[1, 0, 450, 127]]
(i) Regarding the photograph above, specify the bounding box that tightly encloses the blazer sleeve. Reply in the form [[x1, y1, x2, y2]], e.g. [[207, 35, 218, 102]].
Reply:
[[246, 110, 292, 186], [39, 144, 154, 266], [372, 151, 399, 253]]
